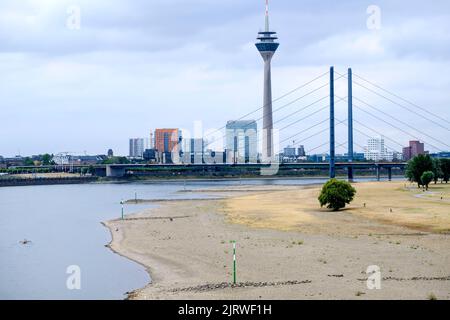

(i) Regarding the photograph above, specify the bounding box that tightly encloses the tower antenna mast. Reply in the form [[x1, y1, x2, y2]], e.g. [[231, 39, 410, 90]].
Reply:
[[265, 0, 270, 32]]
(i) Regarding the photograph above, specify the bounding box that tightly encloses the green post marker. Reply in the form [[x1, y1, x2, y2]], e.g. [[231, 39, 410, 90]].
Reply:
[[230, 240, 236, 284]]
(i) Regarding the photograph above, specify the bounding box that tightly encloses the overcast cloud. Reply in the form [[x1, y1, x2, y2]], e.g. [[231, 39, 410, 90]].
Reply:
[[1, 0, 449, 156]]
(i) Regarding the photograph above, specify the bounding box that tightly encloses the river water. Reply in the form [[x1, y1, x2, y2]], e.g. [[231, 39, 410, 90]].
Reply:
[[0, 177, 392, 299]]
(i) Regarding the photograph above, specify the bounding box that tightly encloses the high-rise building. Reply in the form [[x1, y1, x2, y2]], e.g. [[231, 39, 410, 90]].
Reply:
[[129, 138, 144, 158], [297, 145, 306, 157], [154, 129, 180, 153], [226, 120, 258, 163], [283, 146, 296, 158], [149, 129, 155, 149], [364, 137, 393, 161], [255, 0, 279, 160], [402, 140, 425, 161], [182, 138, 204, 164]]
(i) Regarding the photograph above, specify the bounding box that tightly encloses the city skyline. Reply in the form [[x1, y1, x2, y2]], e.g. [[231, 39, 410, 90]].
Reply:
[[1, 0, 450, 157]]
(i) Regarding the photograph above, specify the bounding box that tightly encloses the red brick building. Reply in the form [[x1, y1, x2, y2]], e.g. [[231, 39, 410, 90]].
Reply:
[[402, 140, 425, 160]]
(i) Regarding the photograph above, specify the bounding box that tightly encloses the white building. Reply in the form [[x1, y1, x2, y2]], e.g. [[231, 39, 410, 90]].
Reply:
[[129, 138, 145, 158], [181, 138, 205, 164], [225, 120, 258, 163], [364, 137, 393, 161]]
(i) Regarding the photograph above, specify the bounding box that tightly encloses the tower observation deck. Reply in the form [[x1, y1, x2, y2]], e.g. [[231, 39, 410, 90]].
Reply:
[[255, 0, 279, 160]]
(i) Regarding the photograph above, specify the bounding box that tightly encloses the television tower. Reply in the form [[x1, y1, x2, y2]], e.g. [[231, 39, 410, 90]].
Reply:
[[255, 0, 279, 160]]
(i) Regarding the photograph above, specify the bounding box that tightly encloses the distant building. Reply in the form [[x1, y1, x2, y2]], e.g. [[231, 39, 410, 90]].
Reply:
[[129, 138, 145, 158], [297, 145, 306, 157], [402, 140, 425, 161], [346, 152, 366, 162], [143, 149, 158, 162], [225, 120, 257, 163], [283, 146, 296, 158], [154, 129, 181, 164], [3, 156, 25, 167], [71, 155, 107, 165], [307, 153, 328, 163], [107, 149, 114, 158], [364, 137, 393, 161], [204, 149, 226, 164], [430, 151, 450, 159], [149, 130, 155, 149], [182, 138, 204, 164], [155, 129, 181, 153], [280, 145, 297, 163]]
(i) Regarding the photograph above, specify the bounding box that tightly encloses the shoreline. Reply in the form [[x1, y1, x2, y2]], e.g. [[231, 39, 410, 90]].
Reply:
[[104, 181, 450, 300], [0, 174, 406, 188], [101, 221, 154, 300]]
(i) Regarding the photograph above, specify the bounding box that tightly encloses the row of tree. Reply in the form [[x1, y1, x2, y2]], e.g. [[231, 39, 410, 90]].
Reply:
[[405, 154, 450, 189], [23, 153, 55, 166]]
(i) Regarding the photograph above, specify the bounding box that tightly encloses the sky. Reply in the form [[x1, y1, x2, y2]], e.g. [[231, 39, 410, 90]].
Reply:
[[1, 0, 449, 157]]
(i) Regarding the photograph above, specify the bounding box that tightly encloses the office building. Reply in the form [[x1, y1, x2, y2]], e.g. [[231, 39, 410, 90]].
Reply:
[[182, 138, 205, 164], [364, 137, 393, 161], [297, 145, 306, 157], [402, 140, 425, 161], [129, 138, 145, 158], [155, 129, 180, 153], [226, 120, 258, 163]]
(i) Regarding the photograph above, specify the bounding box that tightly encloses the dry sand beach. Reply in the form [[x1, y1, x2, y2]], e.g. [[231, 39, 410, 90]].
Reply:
[[104, 181, 450, 300]]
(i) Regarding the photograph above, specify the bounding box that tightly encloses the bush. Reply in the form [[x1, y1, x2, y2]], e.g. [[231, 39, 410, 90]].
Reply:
[[318, 179, 356, 211], [405, 154, 433, 188], [420, 171, 434, 190]]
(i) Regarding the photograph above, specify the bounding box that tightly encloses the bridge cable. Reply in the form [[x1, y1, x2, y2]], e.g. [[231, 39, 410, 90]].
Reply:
[[352, 72, 450, 126], [335, 71, 450, 131], [203, 71, 330, 141]]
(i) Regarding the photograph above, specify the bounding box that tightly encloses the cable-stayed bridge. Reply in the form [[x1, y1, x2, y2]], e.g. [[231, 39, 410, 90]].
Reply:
[[103, 66, 449, 179]]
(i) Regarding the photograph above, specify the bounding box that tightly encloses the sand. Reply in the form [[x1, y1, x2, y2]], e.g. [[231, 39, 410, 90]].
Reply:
[[104, 181, 450, 300]]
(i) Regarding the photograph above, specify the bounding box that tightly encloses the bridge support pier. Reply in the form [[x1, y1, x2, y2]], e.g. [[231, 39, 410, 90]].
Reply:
[[106, 165, 126, 178], [388, 167, 392, 181], [376, 165, 381, 181]]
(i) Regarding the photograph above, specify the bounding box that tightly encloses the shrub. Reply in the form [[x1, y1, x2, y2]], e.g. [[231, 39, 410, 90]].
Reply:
[[318, 179, 356, 211], [420, 171, 434, 190]]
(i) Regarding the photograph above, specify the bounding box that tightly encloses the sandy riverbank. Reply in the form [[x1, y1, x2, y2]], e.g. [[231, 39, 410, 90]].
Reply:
[[104, 181, 450, 300]]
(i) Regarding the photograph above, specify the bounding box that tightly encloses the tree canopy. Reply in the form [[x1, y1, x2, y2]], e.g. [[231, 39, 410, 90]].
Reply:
[[405, 154, 433, 187], [420, 171, 434, 190], [318, 179, 356, 211]]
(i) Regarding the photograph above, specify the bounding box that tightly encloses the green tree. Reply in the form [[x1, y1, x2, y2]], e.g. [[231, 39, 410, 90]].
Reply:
[[431, 158, 442, 184], [41, 153, 55, 165], [23, 157, 34, 166], [405, 154, 433, 188], [440, 158, 450, 183], [420, 171, 434, 190], [318, 179, 356, 211], [102, 156, 130, 164]]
